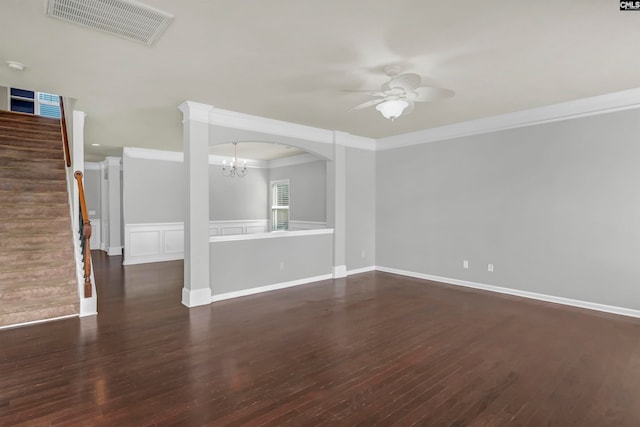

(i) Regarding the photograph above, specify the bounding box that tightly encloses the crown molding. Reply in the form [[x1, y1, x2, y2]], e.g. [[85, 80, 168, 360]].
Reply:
[[334, 131, 376, 151], [376, 87, 640, 151], [178, 101, 213, 124], [124, 146, 297, 169], [268, 153, 321, 168], [124, 147, 183, 162], [210, 107, 334, 145], [208, 155, 267, 168]]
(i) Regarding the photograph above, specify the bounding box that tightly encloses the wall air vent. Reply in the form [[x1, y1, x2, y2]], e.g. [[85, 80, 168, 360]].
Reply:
[[46, 0, 174, 47]]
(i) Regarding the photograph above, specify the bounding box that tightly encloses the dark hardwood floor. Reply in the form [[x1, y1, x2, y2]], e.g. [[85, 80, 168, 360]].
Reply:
[[2, 251, 640, 426]]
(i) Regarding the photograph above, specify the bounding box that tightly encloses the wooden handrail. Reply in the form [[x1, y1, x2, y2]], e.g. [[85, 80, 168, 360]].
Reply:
[[60, 97, 71, 167], [74, 171, 92, 298]]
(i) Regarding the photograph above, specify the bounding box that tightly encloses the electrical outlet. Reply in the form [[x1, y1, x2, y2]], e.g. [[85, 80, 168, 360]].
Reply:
[[488, 264, 494, 272], [463, 260, 469, 269], [361, 250, 366, 259], [280, 261, 284, 271]]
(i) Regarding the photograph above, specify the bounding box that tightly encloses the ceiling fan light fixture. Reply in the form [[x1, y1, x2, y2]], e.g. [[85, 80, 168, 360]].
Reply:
[[376, 99, 409, 120]]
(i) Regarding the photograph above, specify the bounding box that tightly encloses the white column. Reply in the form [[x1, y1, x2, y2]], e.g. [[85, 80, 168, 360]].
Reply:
[[332, 132, 347, 278], [105, 157, 122, 256], [179, 101, 213, 307]]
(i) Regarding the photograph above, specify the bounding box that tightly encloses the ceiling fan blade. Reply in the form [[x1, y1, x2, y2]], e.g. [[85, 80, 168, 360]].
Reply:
[[388, 73, 421, 91], [350, 98, 385, 111], [412, 87, 455, 102]]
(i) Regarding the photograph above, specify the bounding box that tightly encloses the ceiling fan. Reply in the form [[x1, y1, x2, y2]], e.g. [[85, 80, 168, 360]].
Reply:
[[345, 65, 454, 121]]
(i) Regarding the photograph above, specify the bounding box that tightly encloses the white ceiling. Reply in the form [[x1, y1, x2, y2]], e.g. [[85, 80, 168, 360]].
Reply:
[[1, 1, 640, 161]]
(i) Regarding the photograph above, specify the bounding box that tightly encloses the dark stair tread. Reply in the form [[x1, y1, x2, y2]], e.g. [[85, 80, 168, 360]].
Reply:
[[0, 126, 62, 137], [0, 142, 63, 153], [0, 111, 61, 124], [0, 117, 60, 128]]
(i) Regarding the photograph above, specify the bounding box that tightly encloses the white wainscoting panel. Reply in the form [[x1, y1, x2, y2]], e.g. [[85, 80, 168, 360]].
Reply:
[[89, 219, 101, 250], [125, 220, 269, 265], [124, 223, 184, 265], [209, 220, 269, 236], [289, 220, 327, 231]]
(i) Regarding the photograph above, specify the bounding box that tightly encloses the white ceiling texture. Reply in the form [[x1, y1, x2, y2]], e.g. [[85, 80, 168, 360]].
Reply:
[[1, 1, 640, 161]]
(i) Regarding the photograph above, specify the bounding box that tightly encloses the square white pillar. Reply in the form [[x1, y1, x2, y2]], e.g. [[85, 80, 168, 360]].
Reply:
[[179, 101, 213, 307]]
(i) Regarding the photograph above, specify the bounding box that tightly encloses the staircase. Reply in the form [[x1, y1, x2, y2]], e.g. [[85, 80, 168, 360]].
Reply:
[[0, 110, 78, 327]]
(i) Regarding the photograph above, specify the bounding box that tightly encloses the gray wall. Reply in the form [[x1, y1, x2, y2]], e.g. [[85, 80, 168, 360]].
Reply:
[[0, 86, 8, 111], [210, 167, 269, 220], [84, 169, 101, 220], [346, 148, 376, 270], [376, 108, 640, 310], [123, 156, 185, 223], [269, 160, 327, 222], [210, 233, 333, 295]]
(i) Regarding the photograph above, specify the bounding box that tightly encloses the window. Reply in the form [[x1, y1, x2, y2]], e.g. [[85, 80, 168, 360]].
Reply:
[[9, 88, 61, 118], [38, 92, 61, 118], [271, 180, 290, 231]]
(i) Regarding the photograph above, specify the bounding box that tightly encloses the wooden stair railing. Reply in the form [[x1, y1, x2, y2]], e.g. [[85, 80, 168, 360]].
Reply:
[[74, 171, 92, 298], [60, 97, 71, 167], [60, 96, 92, 298]]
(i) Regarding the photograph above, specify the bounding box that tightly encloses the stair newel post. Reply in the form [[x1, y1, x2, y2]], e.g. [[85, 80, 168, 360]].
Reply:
[[74, 171, 92, 298]]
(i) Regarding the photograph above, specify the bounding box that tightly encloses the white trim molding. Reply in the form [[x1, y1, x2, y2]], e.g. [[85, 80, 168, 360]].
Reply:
[[289, 220, 327, 231], [376, 87, 640, 151], [210, 228, 333, 243], [333, 265, 347, 278], [123, 222, 184, 265], [209, 219, 269, 236], [375, 266, 640, 319], [209, 107, 334, 145], [210, 274, 333, 303], [178, 101, 213, 124], [182, 287, 212, 307], [268, 153, 323, 168], [107, 246, 122, 256], [346, 265, 376, 276]]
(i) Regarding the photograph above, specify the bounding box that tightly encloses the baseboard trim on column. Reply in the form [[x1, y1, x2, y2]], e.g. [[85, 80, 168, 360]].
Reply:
[[333, 265, 347, 278], [182, 287, 212, 308], [107, 246, 122, 256]]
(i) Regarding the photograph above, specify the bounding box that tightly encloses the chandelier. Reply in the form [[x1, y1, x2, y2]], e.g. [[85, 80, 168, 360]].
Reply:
[[222, 142, 247, 178]]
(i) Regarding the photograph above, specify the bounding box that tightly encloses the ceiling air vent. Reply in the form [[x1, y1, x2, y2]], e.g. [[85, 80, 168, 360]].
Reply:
[[46, 0, 174, 46]]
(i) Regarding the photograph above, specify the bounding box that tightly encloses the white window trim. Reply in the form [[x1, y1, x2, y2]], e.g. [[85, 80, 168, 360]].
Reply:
[[8, 88, 60, 118], [270, 179, 290, 231]]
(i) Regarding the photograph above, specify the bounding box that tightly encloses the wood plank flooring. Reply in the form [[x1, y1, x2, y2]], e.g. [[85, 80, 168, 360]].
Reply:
[[2, 251, 640, 426]]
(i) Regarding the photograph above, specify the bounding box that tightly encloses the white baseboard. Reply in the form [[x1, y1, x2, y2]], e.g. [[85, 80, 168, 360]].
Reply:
[[0, 314, 78, 330], [107, 246, 122, 256], [123, 253, 183, 266], [80, 298, 97, 317], [182, 287, 212, 307], [347, 265, 376, 276], [333, 265, 347, 278], [375, 266, 640, 319], [210, 274, 333, 303]]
